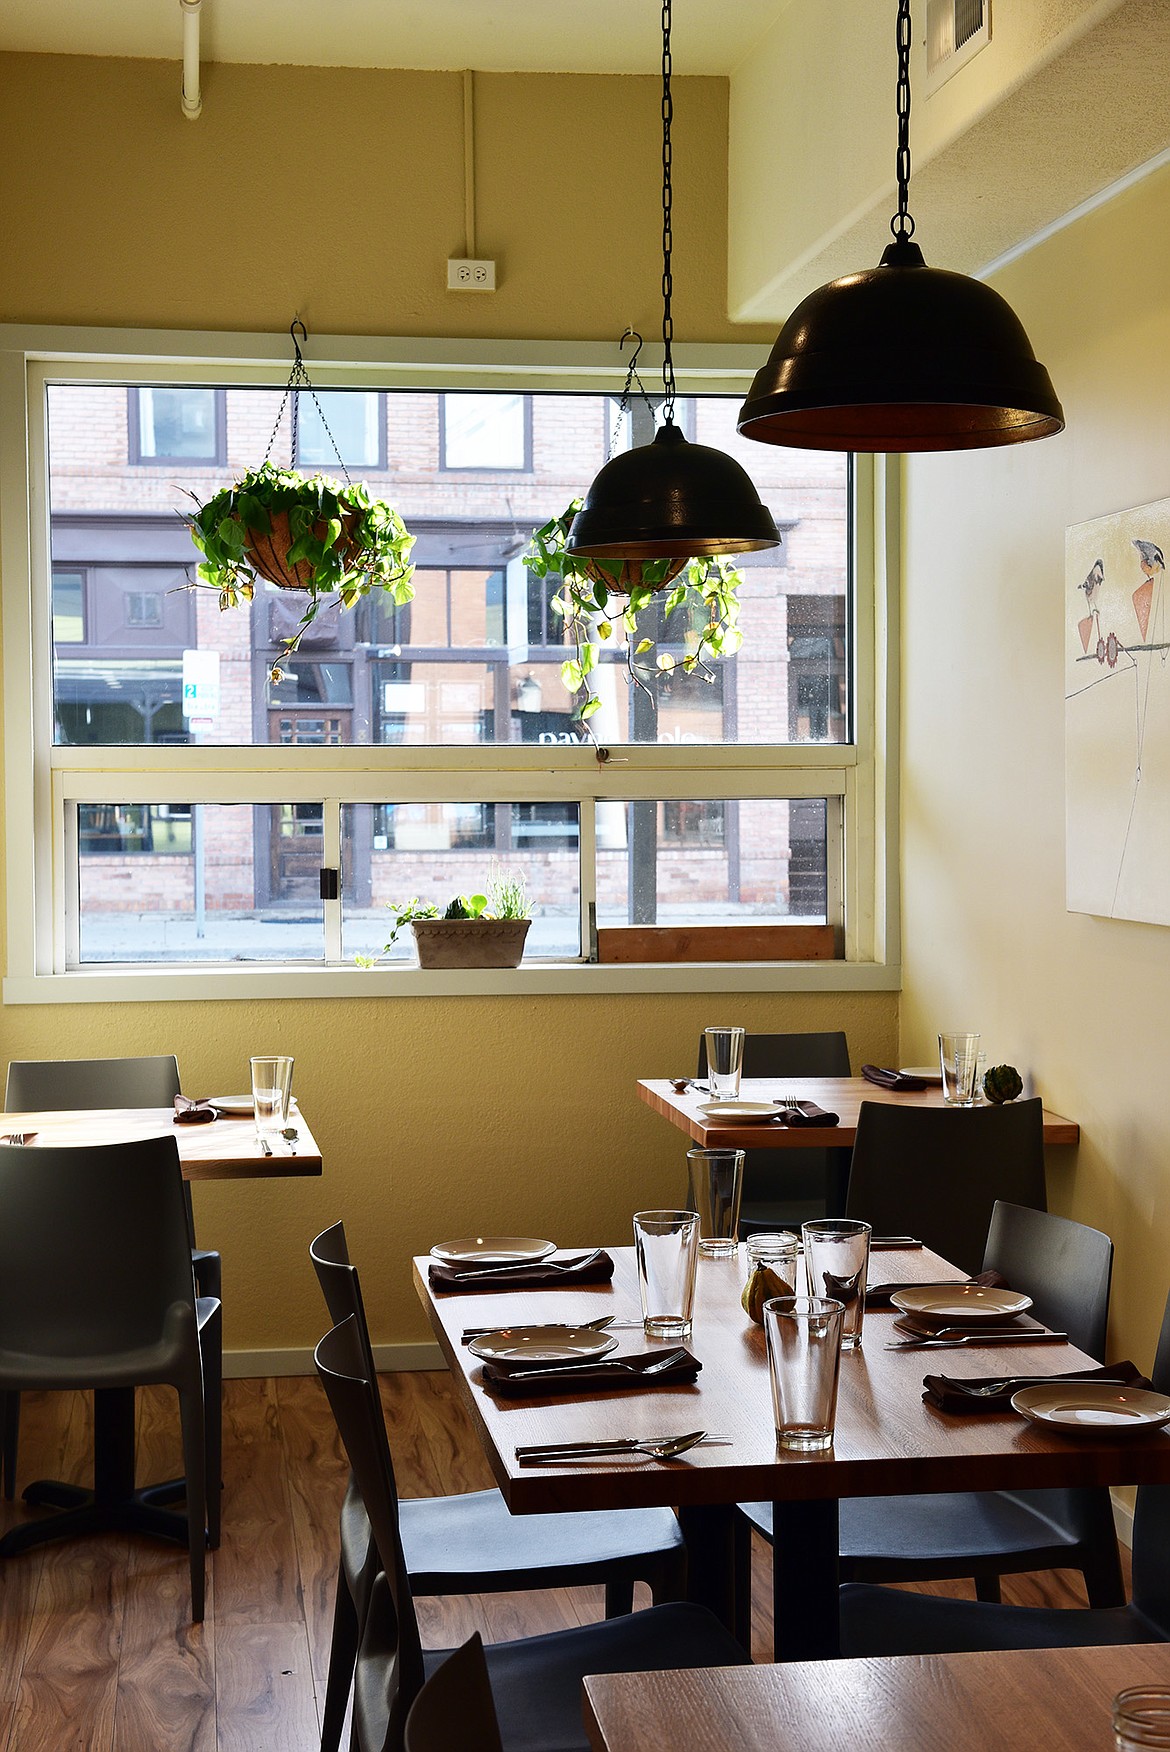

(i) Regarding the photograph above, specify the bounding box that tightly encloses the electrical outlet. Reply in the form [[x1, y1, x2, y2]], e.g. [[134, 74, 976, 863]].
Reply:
[[447, 258, 497, 292]]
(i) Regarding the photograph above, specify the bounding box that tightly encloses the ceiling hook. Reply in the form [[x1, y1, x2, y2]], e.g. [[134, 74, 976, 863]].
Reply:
[[619, 328, 644, 373], [290, 319, 307, 368]]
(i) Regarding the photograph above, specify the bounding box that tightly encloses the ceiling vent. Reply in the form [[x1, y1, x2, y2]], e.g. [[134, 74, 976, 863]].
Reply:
[[925, 0, 990, 95]]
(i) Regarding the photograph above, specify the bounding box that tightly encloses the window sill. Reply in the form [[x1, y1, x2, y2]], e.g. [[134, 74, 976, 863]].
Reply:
[[3, 961, 901, 1004]]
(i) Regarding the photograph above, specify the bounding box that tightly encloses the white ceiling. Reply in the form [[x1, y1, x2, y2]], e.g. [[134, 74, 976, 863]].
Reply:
[[0, 0, 788, 76]]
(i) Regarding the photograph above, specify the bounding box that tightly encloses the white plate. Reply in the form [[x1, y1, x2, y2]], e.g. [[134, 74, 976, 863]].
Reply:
[[208, 1095, 298, 1116], [890, 1284, 1034, 1322], [698, 1101, 783, 1124], [899, 1066, 944, 1083], [467, 1326, 618, 1364], [1012, 1383, 1170, 1434], [430, 1237, 557, 1265]]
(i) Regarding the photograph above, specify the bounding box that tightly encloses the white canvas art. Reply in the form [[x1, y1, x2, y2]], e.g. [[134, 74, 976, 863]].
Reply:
[[1066, 498, 1170, 923]]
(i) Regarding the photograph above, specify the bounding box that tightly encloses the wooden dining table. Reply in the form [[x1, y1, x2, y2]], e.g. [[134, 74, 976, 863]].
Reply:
[[0, 1104, 322, 1176], [415, 1242, 1170, 1661], [583, 1642, 1170, 1752]]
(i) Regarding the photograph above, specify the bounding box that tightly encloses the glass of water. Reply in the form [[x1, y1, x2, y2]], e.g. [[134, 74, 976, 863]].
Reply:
[[250, 1055, 294, 1142]]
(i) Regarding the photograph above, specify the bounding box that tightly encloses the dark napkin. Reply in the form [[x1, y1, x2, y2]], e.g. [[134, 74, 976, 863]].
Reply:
[[924, 1358, 1150, 1415], [866, 1269, 1006, 1311], [173, 1095, 218, 1125], [429, 1250, 616, 1294], [861, 1064, 927, 1092], [777, 1100, 839, 1127], [481, 1346, 701, 1398]]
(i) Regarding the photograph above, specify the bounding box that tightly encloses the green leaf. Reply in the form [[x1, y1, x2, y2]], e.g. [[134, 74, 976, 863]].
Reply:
[[634, 638, 654, 654], [579, 695, 603, 719]]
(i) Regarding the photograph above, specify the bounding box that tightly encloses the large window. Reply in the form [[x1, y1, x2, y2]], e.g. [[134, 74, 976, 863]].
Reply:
[[1, 333, 891, 995]]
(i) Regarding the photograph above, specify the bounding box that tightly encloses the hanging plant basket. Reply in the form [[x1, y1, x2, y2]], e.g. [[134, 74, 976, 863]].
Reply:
[[241, 501, 365, 592], [578, 555, 688, 594]]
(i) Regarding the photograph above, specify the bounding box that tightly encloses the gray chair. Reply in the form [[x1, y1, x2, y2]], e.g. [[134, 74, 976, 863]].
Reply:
[[735, 1201, 1122, 1642], [839, 1282, 1170, 1656], [404, 1635, 502, 1752], [2, 1055, 221, 1501], [315, 1313, 749, 1752], [311, 1222, 689, 1752], [0, 1136, 220, 1620], [845, 1096, 1047, 1273], [697, 1030, 852, 1230]]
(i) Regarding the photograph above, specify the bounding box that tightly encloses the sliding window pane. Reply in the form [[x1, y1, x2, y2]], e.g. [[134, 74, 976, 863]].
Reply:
[[341, 802, 581, 962], [76, 803, 325, 963]]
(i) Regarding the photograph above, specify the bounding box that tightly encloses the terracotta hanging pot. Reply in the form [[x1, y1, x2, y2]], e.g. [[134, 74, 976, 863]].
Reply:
[[242, 506, 366, 592]]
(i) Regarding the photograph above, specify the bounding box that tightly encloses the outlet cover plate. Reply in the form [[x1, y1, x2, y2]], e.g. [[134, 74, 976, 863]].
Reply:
[[447, 258, 497, 291]]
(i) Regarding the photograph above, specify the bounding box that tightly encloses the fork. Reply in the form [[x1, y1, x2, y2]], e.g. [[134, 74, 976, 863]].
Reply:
[[0, 1132, 35, 1145], [886, 1330, 1068, 1350], [461, 1314, 625, 1343], [494, 1346, 689, 1382], [453, 1248, 605, 1278], [964, 1374, 1130, 1397], [516, 1429, 710, 1463]]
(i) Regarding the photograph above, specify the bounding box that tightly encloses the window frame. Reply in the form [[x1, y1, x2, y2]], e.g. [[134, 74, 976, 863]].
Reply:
[[127, 385, 227, 466], [0, 326, 899, 1002], [293, 388, 387, 472], [439, 391, 533, 473]]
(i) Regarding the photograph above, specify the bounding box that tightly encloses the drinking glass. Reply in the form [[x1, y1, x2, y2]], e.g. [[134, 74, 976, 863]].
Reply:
[[687, 1148, 745, 1257], [802, 1218, 871, 1349], [704, 1027, 745, 1099], [1114, 1689, 1170, 1750], [764, 1295, 845, 1452], [633, 1209, 700, 1338], [250, 1055, 294, 1142], [938, 1031, 981, 1105]]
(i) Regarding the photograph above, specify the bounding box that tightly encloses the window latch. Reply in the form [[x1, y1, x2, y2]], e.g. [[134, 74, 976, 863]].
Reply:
[[319, 867, 340, 901]]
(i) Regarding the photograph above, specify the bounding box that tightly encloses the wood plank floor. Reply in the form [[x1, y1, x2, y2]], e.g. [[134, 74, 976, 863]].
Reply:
[[0, 1375, 1127, 1752]]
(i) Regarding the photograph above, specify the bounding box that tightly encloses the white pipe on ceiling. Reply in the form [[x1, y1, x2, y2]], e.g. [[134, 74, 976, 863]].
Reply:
[[180, 0, 202, 120]]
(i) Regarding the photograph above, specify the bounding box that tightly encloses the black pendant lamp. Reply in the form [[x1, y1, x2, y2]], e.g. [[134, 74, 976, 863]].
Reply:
[[738, 0, 1064, 453], [567, 0, 779, 561]]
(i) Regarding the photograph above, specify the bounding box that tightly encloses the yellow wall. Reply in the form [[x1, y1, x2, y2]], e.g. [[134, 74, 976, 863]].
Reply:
[[0, 53, 897, 1355], [900, 160, 1170, 1372]]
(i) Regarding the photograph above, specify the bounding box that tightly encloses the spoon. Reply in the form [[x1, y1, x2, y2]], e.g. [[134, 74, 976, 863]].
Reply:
[[516, 1429, 710, 1463]]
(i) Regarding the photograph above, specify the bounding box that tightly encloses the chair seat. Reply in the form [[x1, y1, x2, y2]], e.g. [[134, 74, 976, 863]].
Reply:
[[838, 1581, 1163, 1658], [401, 1486, 685, 1591], [425, 1601, 750, 1752]]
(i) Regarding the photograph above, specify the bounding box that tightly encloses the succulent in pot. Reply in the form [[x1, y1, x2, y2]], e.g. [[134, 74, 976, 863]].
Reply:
[[184, 461, 415, 681]]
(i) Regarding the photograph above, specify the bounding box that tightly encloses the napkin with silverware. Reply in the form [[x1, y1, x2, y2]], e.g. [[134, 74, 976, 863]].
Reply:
[[923, 1358, 1150, 1415], [173, 1095, 218, 1125], [429, 1250, 616, 1293], [861, 1064, 927, 1091], [777, 1100, 840, 1127], [481, 1346, 701, 1397], [866, 1269, 1007, 1310]]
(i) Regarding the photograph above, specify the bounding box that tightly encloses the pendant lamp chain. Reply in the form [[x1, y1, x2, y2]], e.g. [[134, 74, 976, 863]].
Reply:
[[659, 0, 677, 422], [891, 0, 915, 243]]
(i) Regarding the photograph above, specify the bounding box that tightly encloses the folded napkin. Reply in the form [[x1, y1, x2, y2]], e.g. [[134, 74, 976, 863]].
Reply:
[[861, 1064, 927, 1092], [866, 1269, 1006, 1311], [173, 1095, 218, 1125], [778, 1100, 839, 1127], [481, 1346, 701, 1398], [924, 1358, 1150, 1415], [428, 1250, 616, 1294]]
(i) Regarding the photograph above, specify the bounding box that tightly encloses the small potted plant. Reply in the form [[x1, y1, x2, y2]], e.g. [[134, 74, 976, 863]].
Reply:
[[184, 460, 415, 680], [359, 866, 532, 969], [523, 500, 746, 725]]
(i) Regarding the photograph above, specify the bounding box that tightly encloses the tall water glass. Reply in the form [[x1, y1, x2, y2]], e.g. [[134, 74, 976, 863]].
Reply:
[[802, 1218, 871, 1350], [687, 1148, 745, 1257], [939, 1031, 981, 1106], [704, 1027, 745, 1099], [633, 1209, 700, 1338], [1114, 1689, 1170, 1750], [251, 1055, 294, 1143], [764, 1295, 845, 1452]]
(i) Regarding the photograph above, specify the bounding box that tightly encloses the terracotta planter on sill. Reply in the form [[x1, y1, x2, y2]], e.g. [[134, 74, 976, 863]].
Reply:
[[410, 918, 531, 969]]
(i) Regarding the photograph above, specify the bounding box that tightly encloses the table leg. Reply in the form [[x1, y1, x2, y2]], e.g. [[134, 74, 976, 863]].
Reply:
[[771, 1497, 840, 1660], [677, 1502, 745, 1647]]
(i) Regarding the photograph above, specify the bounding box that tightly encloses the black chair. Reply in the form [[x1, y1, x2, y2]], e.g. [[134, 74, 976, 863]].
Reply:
[[0, 1136, 220, 1620], [839, 1283, 1170, 1657], [311, 1223, 688, 1752], [404, 1635, 502, 1752], [845, 1096, 1047, 1273], [2, 1055, 221, 1501], [315, 1313, 749, 1752], [734, 1201, 1123, 1643], [697, 1030, 851, 1230]]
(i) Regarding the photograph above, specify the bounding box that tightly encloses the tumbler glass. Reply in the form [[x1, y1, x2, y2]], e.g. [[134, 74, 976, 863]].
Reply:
[[633, 1209, 700, 1338], [704, 1027, 746, 1099], [764, 1295, 845, 1452], [939, 1032, 981, 1106], [251, 1055, 294, 1143], [802, 1218, 871, 1350], [1114, 1689, 1170, 1750], [687, 1148, 745, 1258]]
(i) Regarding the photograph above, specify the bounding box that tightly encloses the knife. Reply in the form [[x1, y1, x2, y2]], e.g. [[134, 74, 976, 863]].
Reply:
[[886, 1330, 1068, 1350]]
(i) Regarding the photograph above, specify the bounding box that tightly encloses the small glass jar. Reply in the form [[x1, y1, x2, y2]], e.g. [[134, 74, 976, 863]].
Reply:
[[743, 1231, 800, 1297], [1115, 1689, 1170, 1750]]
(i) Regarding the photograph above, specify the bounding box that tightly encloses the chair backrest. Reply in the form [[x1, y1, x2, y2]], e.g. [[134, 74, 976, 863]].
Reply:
[[0, 1136, 196, 1374], [6, 1055, 182, 1111], [981, 1201, 1112, 1360], [405, 1634, 503, 1752], [315, 1316, 425, 1752], [845, 1098, 1047, 1274], [696, 1030, 851, 1080], [311, 1222, 379, 1385], [1130, 1287, 1170, 1633]]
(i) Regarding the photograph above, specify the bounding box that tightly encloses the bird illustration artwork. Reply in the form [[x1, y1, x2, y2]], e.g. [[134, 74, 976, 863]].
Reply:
[[1132, 539, 1165, 642], [1076, 557, 1104, 653]]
